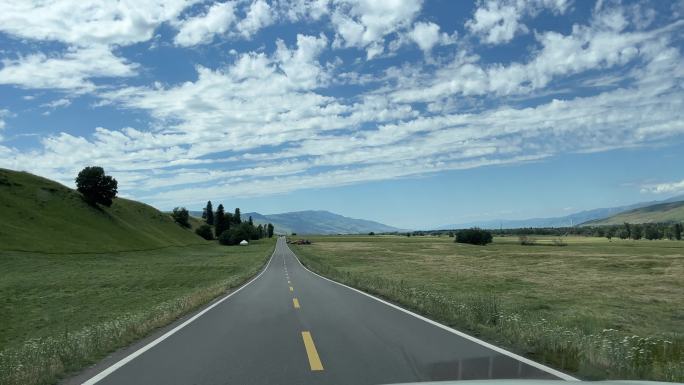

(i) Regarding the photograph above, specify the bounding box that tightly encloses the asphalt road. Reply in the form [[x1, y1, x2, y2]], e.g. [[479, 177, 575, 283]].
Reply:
[[80, 237, 575, 385]]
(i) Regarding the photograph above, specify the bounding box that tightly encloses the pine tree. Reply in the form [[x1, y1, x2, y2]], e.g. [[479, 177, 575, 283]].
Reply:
[[248, 215, 253, 225], [215, 204, 225, 238], [205, 201, 214, 225], [234, 208, 241, 224], [267, 223, 274, 238]]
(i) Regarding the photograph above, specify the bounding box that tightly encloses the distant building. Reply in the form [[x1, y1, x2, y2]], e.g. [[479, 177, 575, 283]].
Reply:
[[239, 240, 249, 246]]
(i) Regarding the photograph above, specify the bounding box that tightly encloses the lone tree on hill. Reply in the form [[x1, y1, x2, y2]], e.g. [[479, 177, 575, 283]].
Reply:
[[172, 207, 191, 228], [205, 201, 214, 225], [75, 166, 118, 207]]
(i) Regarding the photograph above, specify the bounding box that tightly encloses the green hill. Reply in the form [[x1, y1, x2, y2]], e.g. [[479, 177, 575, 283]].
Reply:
[[583, 200, 684, 226], [0, 168, 205, 253]]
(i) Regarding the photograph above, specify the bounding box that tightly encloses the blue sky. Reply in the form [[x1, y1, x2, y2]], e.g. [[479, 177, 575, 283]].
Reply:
[[0, 0, 683, 229]]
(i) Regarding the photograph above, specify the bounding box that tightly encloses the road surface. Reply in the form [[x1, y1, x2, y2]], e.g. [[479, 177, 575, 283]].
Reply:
[[78, 237, 575, 385]]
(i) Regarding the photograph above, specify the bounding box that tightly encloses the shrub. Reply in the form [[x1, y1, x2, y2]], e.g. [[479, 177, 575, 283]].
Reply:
[[455, 228, 493, 245], [552, 237, 567, 246], [75, 166, 118, 207], [519, 235, 537, 245], [171, 207, 190, 228], [195, 224, 213, 240]]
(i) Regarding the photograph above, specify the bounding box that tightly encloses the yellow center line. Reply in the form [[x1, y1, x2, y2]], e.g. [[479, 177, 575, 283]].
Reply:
[[289, 286, 294, 292], [293, 298, 300, 309], [301, 331, 324, 371]]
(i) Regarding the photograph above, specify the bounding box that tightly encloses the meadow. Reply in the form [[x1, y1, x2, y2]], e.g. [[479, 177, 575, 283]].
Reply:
[[0, 239, 275, 385], [291, 235, 683, 381]]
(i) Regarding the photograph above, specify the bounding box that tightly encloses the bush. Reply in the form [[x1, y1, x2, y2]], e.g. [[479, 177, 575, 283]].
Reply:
[[455, 228, 493, 245], [519, 235, 537, 245], [75, 166, 118, 207], [195, 224, 213, 240], [171, 207, 190, 228]]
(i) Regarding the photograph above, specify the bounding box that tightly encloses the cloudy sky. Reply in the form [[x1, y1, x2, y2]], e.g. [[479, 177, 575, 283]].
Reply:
[[0, 0, 683, 228]]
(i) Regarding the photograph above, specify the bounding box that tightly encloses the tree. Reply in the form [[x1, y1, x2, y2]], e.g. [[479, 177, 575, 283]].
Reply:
[[248, 215, 253, 226], [171, 207, 191, 228], [218, 222, 255, 245], [75, 166, 118, 207], [205, 201, 214, 225], [267, 223, 274, 238], [215, 204, 226, 238], [233, 208, 241, 224], [257, 224, 264, 238], [195, 224, 213, 240], [674, 223, 682, 241], [631, 224, 643, 240], [605, 227, 614, 241], [455, 228, 493, 245], [623, 222, 632, 239], [643, 224, 661, 240]]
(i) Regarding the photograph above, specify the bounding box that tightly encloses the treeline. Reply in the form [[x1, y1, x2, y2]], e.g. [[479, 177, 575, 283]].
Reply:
[[385, 222, 684, 241], [172, 201, 274, 245], [488, 222, 683, 240]]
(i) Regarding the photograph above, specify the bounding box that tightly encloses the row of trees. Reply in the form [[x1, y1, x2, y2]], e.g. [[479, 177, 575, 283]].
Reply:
[[602, 222, 682, 240], [197, 201, 274, 245]]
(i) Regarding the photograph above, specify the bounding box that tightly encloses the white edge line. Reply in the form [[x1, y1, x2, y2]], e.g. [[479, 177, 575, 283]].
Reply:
[[286, 243, 580, 382], [81, 243, 278, 385]]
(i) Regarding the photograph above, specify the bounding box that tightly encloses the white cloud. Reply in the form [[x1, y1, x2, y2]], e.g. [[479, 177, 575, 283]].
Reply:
[[641, 180, 684, 194], [1, 0, 683, 209], [407, 21, 456, 52], [174, 1, 237, 46], [466, 0, 570, 44], [41, 98, 72, 109], [390, 14, 683, 103], [236, 0, 275, 38], [0, 109, 7, 134], [0, 0, 196, 46], [330, 0, 422, 58], [0, 46, 137, 91]]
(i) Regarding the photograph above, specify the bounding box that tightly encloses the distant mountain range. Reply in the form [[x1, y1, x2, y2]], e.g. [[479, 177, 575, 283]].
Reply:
[[436, 194, 684, 230], [190, 209, 401, 235], [584, 200, 684, 226]]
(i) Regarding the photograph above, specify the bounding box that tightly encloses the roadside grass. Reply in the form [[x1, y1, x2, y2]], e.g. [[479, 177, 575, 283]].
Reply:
[[0, 239, 275, 385], [291, 235, 684, 381]]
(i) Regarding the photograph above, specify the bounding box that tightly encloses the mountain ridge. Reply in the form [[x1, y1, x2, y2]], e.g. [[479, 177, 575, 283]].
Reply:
[[190, 209, 401, 235], [436, 194, 684, 230]]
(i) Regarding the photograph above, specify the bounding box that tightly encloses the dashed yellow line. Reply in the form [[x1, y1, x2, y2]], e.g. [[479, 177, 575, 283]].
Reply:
[[301, 331, 324, 371], [293, 298, 300, 309]]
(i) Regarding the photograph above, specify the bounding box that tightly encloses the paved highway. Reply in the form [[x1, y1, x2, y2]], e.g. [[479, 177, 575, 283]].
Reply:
[[78, 237, 575, 384]]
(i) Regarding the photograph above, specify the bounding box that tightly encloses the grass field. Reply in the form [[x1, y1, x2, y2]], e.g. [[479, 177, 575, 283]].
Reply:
[[291, 235, 684, 381], [0, 239, 275, 385]]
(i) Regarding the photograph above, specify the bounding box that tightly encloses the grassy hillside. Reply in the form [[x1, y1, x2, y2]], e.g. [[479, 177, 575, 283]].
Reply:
[[585, 200, 684, 226], [0, 168, 205, 252]]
